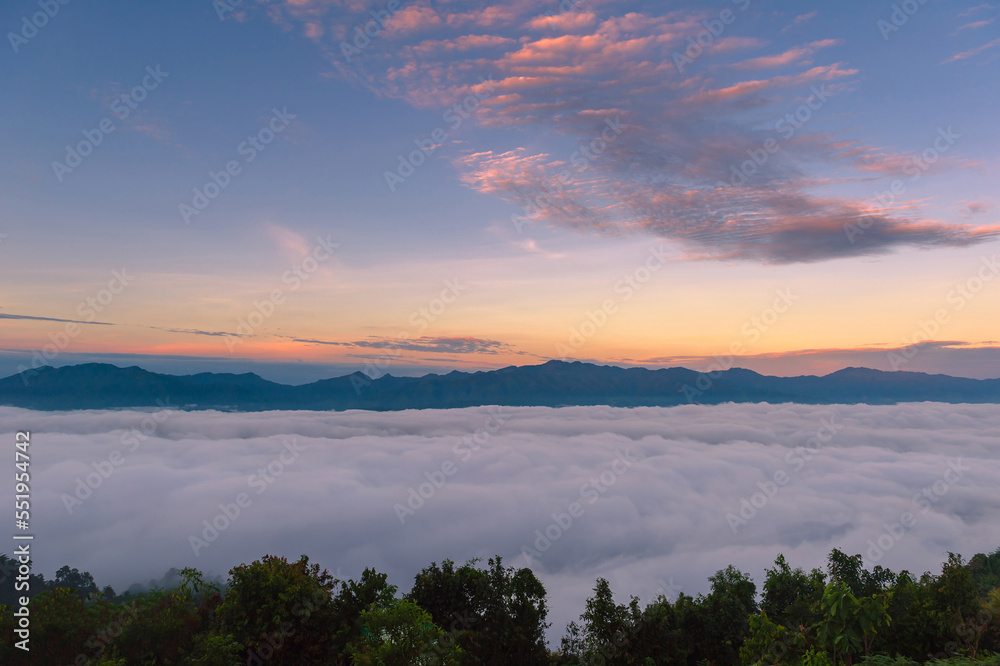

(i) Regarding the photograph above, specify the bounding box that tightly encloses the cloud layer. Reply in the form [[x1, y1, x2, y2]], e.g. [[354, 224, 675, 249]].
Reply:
[[253, 0, 999, 263], [3, 402, 999, 642]]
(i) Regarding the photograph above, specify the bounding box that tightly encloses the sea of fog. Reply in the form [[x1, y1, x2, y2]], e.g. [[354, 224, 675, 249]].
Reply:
[[2, 402, 999, 643]]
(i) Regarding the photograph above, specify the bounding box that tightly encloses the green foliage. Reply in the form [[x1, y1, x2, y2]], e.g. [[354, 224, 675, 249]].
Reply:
[[331, 566, 399, 660], [802, 648, 836, 666], [969, 549, 1000, 596], [815, 581, 891, 663], [761, 553, 826, 627], [19, 586, 121, 665], [180, 632, 243, 665], [828, 549, 897, 598], [697, 565, 758, 663], [568, 577, 640, 664], [348, 598, 463, 665], [215, 554, 338, 665], [739, 612, 809, 665], [53, 565, 100, 599], [4, 548, 1000, 665], [857, 656, 918, 666], [407, 556, 549, 665]]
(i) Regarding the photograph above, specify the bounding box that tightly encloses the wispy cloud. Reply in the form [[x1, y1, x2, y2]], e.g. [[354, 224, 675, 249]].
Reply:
[[942, 37, 1000, 63], [150, 327, 243, 338], [730, 39, 840, 70], [951, 17, 996, 34], [254, 1, 997, 264], [959, 3, 995, 17], [961, 200, 993, 217], [294, 336, 520, 355], [0, 313, 114, 326], [781, 10, 819, 33]]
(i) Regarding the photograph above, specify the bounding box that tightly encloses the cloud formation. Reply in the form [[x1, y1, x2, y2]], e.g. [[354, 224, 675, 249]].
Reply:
[[0, 313, 114, 325], [250, 0, 999, 263], [943, 37, 1000, 63], [293, 335, 521, 355], [3, 402, 999, 643]]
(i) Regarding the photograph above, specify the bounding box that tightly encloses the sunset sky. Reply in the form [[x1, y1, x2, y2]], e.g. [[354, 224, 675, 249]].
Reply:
[[1, 0, 998, 382]]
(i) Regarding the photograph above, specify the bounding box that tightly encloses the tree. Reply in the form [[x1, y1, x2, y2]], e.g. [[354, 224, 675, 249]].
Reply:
[[471, 557, 549, 665], [348, 598, 462, 665], [926, 552, 986, 656], [52, 565, 99, 598], [112, 568, 221, 664], [407, 557, 549, 665], [699, 565, 758, 663], [577, 578, 634, 664], [814, 581, 889, 664], [215, 554, 338, 665], [739, 612, 809, 665], [969, 548, 1000, 596], [827, 549, 895, 598], [762, 554, 826, 628], [19, 586, 119, 665], [407, 559, 478, 634], [331, 566, 398, 662]]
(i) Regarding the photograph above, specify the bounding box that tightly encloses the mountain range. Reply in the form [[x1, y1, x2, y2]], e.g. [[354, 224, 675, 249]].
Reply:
[[1, 361, 999, 411]]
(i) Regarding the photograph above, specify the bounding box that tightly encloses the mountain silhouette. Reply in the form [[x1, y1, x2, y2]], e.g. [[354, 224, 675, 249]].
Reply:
[[1, 360, 998, 411]]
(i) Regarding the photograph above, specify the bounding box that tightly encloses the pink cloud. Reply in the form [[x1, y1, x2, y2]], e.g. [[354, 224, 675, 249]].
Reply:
[[731, 39, 840, 70], [942, 37, 1000, 63], [524, 11, 598, 33], [384, 5, 443, 37], [781, 10, 819, 33], [254, 0, 997, 263], [952, 17, 996, 34], [681, 64, 856, 106], [305, 22, 324, 39], [705, 36, 769, 54], [959, 3, 995, 17]]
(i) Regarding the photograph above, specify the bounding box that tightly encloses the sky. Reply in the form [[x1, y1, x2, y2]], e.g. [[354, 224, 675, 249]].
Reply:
[[1, 0, 999, 381], [3, 402, 999, 643]]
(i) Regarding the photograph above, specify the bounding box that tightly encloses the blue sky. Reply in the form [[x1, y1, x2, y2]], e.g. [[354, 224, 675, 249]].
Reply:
[[1, 0, 998, 380]]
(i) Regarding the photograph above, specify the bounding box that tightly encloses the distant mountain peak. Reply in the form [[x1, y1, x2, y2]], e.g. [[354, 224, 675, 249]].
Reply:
[[1, 361, 996, 412]]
